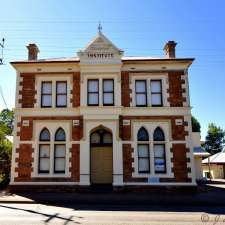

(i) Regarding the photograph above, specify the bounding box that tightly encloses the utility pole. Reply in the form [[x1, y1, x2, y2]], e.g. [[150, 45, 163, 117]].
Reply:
[[0, 38, 5, 65]]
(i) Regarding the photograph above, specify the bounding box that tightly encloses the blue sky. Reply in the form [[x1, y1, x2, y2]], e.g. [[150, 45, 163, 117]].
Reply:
[[0, 0, 225, 140]]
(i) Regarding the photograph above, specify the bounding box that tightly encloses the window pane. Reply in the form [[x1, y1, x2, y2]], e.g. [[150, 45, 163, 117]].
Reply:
[[40, 129, 50, 141], [57, 95, 67, 106], [42, 82, 52, 94], [138, 158, 149, 172], [88, 80, 98, 92], [103, 133, 112, 144], [151, 93, 162, 105], [153, 127, 165, 141], [154, 144, 165, 157], [57, 82, 66, 94], [42, 95, 52, 107], [136, 94, 146, 106], [40, 145, 50, 157], [40, 158, 50, 171], [55, 128, 66, 141], [55, 145, 66, 157], [155, 158, 166, 172], [138, 145, 149, 157], [91, 133, 101, 144], [103, 93, 113, 104], [136, 81, 146, 92], [55, 158, 65, 172], [151, 81, 161, 92], [104, 80, 113, 92], [137, 128, 149, 141], [88, 93, 98, 105]]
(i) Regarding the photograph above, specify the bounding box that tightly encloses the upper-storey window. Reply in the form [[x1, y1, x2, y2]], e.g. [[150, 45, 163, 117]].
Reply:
[[103, 79, 114, 106], [151, 80, 163, 106], [41, 82, 52, 107], [135, 79, 164, 107], [88, 79, 99, 106], [56, 81, 67, 107], [41, 81, 67, 108], [135, 80, 147, 106]]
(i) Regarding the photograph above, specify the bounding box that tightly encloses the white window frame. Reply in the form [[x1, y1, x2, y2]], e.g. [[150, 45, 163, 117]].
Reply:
[[33, 121, 71, 178], [36, 75, 72, 108], [132, 122, 173, 178], [81, 73, 121, 107], [130, 74, 169, 107]]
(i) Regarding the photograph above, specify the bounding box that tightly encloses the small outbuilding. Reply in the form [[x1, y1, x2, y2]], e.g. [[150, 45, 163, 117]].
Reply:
[[202, 149, 225, 179], [192, 132, 210, 181]]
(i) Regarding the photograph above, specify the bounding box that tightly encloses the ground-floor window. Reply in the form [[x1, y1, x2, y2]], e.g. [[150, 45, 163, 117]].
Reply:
[[136, 126, 167, 174], [38, 127, 66, 174]]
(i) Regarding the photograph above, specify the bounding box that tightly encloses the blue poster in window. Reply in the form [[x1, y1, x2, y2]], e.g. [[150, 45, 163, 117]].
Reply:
[[148, 177, 159, 183]]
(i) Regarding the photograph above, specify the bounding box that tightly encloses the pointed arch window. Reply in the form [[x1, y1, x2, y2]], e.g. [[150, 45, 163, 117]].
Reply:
[[153, 127, 166, 173], [54, 128, 66, 173], [137, 127, 150, 173], [39, 128, 51, 173], [55, 128, 66, 141], [137, 127, 149, 141]]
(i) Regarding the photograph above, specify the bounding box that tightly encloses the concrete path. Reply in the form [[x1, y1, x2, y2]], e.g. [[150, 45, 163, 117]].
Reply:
[[0, 203, 225, 225]]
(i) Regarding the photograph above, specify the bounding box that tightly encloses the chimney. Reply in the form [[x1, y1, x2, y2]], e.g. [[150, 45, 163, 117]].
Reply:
[[27, 43, 39, 60], [164, 41, 177, 58]]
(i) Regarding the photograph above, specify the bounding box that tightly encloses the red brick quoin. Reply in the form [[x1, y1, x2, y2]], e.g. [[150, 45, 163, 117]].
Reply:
[[19, 73, 36, 108]]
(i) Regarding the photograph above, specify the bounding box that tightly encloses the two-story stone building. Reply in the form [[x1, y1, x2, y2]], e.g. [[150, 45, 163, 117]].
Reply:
[[10, 30, 195, 190]]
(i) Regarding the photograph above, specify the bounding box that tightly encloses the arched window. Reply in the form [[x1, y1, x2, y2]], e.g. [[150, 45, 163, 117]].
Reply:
[[153, 127, 166, 173], [38, 128, 50, 173], [153, 127, 165, 141], [54, 128, 66, 173], [90, 130, 112, 146], [137, 127, 149, 141], [39, 128, 50, 141], [137, 127, 150, 173], [91, 132, 101, 144], [55, 128, 66, 141], [103, 132, 112, 144]]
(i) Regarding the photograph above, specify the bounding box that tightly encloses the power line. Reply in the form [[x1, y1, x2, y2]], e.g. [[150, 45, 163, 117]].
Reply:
[[0, 86, 8, 109]]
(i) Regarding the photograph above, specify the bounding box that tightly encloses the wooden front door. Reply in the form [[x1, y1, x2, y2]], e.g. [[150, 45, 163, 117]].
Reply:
[[91, 146, 113, 184]]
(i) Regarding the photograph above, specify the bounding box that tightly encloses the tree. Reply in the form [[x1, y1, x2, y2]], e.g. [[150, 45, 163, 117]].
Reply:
[[192, 116, 201, 132], [0, 139, 12, 187], [204, 123, 225, 155], [0, 109, 14, 187], [0, 109, 14, 136]]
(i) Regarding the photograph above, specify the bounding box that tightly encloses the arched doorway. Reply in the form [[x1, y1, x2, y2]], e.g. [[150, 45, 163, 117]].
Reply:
[[90, 127, 113, 184]]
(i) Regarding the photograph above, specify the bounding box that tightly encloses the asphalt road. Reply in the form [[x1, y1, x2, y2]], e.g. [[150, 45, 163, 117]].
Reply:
[[0, 204, 225, 225]]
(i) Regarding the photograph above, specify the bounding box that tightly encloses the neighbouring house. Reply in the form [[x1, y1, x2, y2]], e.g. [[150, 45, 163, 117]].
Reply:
[[9, 29, 196, 190], [5, 135, 13, 143], [192, 132, 210, 181], [202, 148, 225, 179]]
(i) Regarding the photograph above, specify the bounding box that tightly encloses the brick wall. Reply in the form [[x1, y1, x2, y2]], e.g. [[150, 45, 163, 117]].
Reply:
[[72, 116, 83, 141], [71, 72, 80, 107], [121, 71, 131, 107], [70, 144, 80, 182], [167, 71, 186, 107], [15, 144, 33, 182], [19, 73, 36, 108], [171, 144, 191, 182]]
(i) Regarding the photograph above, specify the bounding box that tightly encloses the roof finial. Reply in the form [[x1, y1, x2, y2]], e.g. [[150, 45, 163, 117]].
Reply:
[[98, 22, 102, 33]]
